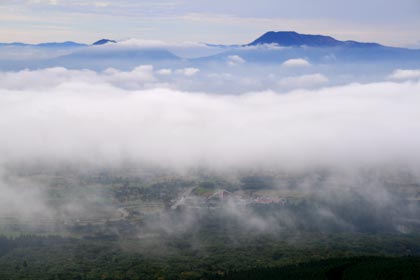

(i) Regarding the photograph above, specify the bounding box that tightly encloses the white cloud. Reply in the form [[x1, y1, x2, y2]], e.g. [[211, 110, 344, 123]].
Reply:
[[112, 39, 169, 48], [27, 0, 59, 5], [157, 68, 173, 75], [278, 73, 328, 88], [0, 68, 419, 171], [281, 58, 311, 67], [94, 1, 109, 8], [0, 66, 157, 90], [227, 55, 246, 66], [113, 39, 206, 49], [175, 67, 200, 76], [77, 39, 225, 59], [389, 69, 420, 81], [0, 67, 100, 89], [104, 65, 157, 88], [240, 43, 286, 51]]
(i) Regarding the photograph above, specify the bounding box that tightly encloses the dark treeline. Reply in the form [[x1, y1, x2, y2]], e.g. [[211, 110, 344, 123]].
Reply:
[[218, 257, 420, 280], [1, 233, 420, 280]]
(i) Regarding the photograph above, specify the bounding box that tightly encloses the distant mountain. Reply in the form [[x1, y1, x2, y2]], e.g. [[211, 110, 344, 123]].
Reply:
[[37, 41, 87, 48], [2, 32, 419, 71], [196, 31, 420, 65], [0, 42, 28, 47], [247, 31, 382, 48], [48, 47, 181, 70], [92, 39, 117, 46], [0, 41, 87, 48]]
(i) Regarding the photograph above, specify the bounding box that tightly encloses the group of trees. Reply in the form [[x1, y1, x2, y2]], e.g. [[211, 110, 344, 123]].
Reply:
[[1, 231, 420, 280]]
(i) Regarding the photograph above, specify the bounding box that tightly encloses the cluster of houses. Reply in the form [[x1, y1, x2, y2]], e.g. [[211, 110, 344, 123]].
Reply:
[[172, 189, 289, 210]]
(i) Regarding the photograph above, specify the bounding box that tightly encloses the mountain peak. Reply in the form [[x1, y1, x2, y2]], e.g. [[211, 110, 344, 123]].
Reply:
[[248, 31, 381, 48], [92, 39, 117, 46]]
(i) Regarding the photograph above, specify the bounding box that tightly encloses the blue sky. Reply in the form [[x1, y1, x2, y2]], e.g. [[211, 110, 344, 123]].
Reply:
[[1, 0, 419, 47]]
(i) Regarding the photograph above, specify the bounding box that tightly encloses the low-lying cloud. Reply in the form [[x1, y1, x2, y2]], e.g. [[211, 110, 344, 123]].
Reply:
[[281, 58, 311, 67], [0, 67, 419, 172], [0, 66, 419, 235], [227, 55, 246, 66], [278, 73, 328, 88], [389, 69, 420, 81]]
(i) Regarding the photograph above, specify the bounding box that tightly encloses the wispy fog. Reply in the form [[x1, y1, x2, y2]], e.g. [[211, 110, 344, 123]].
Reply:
[[0, 65, 419, 235], [0, 68, 419, 170]]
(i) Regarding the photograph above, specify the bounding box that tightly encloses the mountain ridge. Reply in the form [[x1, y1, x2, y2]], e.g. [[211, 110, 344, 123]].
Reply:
[[0, 32, 411, 50], [247, 31, 383, 48], [0, 41, 87, 48]]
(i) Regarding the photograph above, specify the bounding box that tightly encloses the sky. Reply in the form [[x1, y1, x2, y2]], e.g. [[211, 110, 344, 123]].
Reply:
[[0, 0, 419, 47]]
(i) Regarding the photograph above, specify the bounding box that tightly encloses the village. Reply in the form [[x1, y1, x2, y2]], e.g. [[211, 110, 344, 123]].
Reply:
[[170, 188, 291, 210]]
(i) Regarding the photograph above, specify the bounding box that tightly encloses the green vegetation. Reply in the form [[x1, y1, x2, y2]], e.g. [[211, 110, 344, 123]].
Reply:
[[1, 171, 419, 279], [220, 257, 420, 280], [1, 230, 420, 280]]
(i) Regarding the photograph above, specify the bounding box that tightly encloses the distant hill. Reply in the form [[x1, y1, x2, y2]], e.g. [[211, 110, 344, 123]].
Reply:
[[0, 41, 87, 48], [247, 31, 382, 48], [2, 32, 420, 70], [194, 31, 420, 65], [92, 39, 117, 46], [36, 41, 87, 48], [47, 47, 181, 70]]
